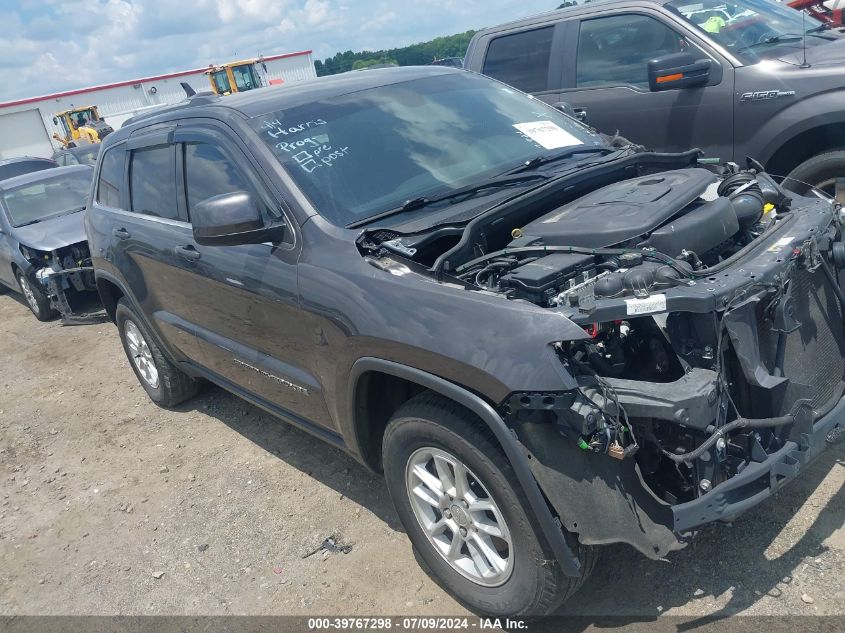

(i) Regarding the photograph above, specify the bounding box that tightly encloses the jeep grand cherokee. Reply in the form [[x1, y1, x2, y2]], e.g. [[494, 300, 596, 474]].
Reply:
[[85, 67, 844, 616]]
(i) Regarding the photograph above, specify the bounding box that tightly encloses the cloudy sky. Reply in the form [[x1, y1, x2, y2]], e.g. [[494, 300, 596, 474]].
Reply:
[[2, 0, 559, 100]]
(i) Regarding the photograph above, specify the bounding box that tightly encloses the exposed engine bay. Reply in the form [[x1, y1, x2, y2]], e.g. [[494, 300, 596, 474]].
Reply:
[[359, 152, 845, 549], [20, 240, 103, 324]]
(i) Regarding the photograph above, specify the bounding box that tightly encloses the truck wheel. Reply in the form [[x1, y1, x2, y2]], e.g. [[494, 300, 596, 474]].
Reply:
[[115, 297, 199, 407], [16, 270, 56, 321], [785, 151, 845, 198], [382, 392, 595, 616]]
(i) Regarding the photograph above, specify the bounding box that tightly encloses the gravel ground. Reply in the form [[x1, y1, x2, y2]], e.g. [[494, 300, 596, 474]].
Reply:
[[0, 289, 843, 618]]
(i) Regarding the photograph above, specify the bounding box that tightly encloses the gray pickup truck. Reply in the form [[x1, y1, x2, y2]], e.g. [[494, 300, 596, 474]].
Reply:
[[465, 0, 845, 197]]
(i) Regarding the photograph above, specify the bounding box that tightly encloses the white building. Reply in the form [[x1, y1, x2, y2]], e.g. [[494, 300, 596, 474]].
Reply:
[[0, 50, 316, 159]]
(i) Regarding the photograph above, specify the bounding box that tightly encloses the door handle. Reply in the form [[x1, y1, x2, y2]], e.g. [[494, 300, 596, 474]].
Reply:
[[113, 228, 131, 240], [175, 245, 201, 262]]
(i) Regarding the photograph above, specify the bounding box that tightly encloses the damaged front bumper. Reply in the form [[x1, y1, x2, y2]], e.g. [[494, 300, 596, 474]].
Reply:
[[507, 196, 845, 564], [514, 388, 843, 562], [672, 394, 844, 532], [25, 241, 106, 324], [38, 263, 105, 324]]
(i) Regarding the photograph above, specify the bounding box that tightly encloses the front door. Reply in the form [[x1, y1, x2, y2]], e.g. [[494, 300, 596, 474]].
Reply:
[[560, 11, 735, 162], [174, 124, 334, 431]]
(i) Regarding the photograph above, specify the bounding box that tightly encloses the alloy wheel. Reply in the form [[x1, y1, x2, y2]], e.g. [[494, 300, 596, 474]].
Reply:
[[124, 320, 160, 389], [18, 274, 38, 313], [405, 446, 513, 587]]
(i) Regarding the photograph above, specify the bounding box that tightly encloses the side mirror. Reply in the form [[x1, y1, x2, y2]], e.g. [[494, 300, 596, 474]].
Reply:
[[192, 191, 285, 246], [52, 117, 58, 125], [648, 53, 711, 92]]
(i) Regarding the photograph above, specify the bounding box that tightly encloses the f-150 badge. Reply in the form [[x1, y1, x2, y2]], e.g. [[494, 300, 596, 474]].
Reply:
[[740, 90, 797, 102]]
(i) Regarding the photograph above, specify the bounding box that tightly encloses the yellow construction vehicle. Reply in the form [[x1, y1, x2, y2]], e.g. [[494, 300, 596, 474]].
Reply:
[[52, 106, 114, 148], [205, 59, 265, 95]]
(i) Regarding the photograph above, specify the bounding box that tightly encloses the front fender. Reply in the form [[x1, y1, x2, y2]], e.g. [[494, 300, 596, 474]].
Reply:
[[346, 357, 585, 577], [740, 90, 845, 166]]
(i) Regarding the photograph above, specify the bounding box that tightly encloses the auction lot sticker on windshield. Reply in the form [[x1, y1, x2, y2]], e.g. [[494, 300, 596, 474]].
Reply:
[[514, 121, 584, 150], [625, 294, 667, 316]]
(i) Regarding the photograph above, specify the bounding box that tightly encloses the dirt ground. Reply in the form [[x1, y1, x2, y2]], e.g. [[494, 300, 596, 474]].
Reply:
[[1, 289, 844, 619]]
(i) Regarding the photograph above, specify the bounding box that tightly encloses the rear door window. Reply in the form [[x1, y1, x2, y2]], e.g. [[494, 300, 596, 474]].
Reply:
[[129, 145, 183, 221], [96, 147, 125, 208], [482, 26, 554, 93]]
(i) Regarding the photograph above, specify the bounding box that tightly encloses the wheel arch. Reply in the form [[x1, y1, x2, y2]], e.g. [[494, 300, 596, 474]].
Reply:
[[92, 270, 180, 367], [346, 357, 583, 577], [95, 275, 125, 322], [765, 122, 845, 178]]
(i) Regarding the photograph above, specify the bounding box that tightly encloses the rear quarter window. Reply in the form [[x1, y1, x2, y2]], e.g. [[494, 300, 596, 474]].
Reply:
[[96, 147, 124, 208], [482, 26, 555, 93]]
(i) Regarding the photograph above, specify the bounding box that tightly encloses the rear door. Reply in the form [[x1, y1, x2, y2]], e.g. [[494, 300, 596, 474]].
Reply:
[[102, 131, 206, 360], [560, 10, 735, 160], [479, 22, 567, 106], [173, 121, 334, 430]]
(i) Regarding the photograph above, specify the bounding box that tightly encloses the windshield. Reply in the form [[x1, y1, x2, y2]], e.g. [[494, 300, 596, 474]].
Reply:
[[667, 0, 831, 63], [210, 69, 231, 94], [2, 171, 91, 227], [232, 64, 261, 91], [250, 73, 604, 226], [70, 108, 97, 129]]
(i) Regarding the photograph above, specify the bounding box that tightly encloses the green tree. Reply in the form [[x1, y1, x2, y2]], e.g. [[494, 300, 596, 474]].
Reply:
[[314, 30, 476, 76], [352, 58, 399, 70]]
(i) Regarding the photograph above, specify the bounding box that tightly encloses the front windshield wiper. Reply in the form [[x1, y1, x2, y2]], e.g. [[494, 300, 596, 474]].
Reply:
[[807, 23, 832, 34], [738, 31, 833, 53], [346, 173, 549, 228], [348, 147, 618, 229], [15, 206, 85, 228], [501, 146, 615, 176]]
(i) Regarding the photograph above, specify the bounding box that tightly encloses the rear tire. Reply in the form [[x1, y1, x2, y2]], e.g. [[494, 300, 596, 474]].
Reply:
[[382, 392, 595, 616], [115, 297, 199, 407], [16, 270, 56, 321], [785, 150, 845, 197]]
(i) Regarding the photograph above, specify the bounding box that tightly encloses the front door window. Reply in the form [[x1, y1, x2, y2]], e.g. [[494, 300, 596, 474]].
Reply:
[[576, 14, 701, 89]]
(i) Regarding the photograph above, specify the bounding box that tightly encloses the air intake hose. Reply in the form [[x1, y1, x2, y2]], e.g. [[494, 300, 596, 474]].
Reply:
[[719, 172, 766, 228]]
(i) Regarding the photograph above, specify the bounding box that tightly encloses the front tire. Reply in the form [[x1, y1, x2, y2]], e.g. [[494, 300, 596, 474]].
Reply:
[[115, 298, 199, 407], [785, 151, 845, 198], [383, 392, 594, 616], [16, 270, 56, 321]]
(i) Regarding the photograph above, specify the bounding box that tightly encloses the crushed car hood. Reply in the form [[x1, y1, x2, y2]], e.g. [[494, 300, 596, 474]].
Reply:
[[12, 210, 87, 251]]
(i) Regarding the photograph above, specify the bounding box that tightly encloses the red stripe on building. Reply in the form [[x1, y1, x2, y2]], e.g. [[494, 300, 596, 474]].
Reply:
[[0, 50, 313, 110]]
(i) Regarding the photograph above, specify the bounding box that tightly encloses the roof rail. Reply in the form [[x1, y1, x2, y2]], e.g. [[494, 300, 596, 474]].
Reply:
[[121, 91, 221, 127]]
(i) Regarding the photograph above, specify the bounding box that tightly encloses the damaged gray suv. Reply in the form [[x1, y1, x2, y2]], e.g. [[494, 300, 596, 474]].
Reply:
[[86, 67, 845, 616]]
